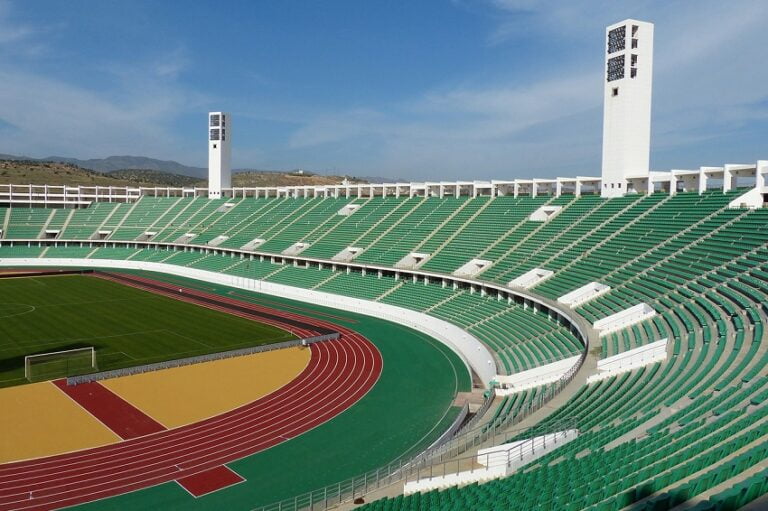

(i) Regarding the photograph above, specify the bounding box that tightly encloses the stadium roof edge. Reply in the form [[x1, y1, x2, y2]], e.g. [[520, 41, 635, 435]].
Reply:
[[0, 159, 765, 203]]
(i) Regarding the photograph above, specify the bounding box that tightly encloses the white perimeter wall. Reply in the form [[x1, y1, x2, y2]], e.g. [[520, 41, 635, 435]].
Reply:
[[404, 429, 578, 495], [0, 258, 497, 385], [593, 302, 656, 336], [495, 355, 581, 394], [587, 338, 667, 383]]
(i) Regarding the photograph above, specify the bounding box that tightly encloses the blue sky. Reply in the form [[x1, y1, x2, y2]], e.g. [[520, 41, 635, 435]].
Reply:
[[0, 0, 766, 180]]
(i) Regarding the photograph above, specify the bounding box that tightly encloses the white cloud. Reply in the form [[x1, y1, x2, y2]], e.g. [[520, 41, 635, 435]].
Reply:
[[289, 109, 389, 148], [0, 0, 766, 178], [0, 24, 31, 44], [153, 49, 191, 80], [280, 0, 768, 179], [0, 2, 208, 164], [486, 0, 628, 45], [0, 0, 40, 55], [102, 46, 192, 81], [0, 63, 208, 162], [0, 70, 179, 157]]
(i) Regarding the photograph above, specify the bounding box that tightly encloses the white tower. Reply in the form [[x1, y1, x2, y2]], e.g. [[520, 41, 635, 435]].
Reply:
[[208, 112, 231, 199], [601, 20, 654, 198]]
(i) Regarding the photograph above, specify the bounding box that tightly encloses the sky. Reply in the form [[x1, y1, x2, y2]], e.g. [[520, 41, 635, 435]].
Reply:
[[0, 0, 766, 180]]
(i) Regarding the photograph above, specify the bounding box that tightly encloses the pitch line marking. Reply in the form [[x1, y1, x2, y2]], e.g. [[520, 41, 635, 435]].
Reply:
[[33, 297, 142, 308], [163, 329, 215, 349], [0, 303, 36, 319], [0, 377, 27, 385], [46, 380, 123, 445], [0, 329, 169, 354]]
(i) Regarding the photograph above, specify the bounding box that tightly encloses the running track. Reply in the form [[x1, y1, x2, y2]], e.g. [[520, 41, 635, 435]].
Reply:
[[0, 273, 383, 510]]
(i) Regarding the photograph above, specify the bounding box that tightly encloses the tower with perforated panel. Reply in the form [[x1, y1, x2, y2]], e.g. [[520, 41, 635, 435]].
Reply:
[[601, 20, 654, 198], [208, 112, 231, 199]]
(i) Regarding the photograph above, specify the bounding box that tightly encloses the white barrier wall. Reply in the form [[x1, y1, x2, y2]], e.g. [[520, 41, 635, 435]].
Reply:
[[529, 205, 563, 222], [587, 338, 667, 383], [404, 429, 578, 495], [495, 355, 581, 395], [395, 252, 431, 270], [404, 464, 507, 495], [593, 302, 656, 336], [453, 258, 492, 278], [508, 268, 553, 289], [0, 257, 498, 386], [558, 282, 611, 307], [728, 187, 763, 209], [476, 429, 579, 470]]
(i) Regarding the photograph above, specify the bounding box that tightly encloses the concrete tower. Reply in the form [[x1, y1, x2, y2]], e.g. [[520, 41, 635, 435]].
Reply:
[[208, 112, 231, 199], [601, 20, 654, 198]]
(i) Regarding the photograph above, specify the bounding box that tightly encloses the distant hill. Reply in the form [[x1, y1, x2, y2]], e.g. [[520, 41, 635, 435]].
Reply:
[[357, 175, 405, 184], [108, 169, 202, 187], [0, 160, 183, 187], [0, 153, 391, 183], [0, 160, 367, 189], [0, 154, 207, 178], [231, 170, 365, 187], [104, 169, 366, 188]]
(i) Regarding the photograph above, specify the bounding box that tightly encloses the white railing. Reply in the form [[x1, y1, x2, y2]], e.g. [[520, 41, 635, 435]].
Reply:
[[68, 332, 339, 385], [403, 426, 578, 494], [251, 345, 586, 511]]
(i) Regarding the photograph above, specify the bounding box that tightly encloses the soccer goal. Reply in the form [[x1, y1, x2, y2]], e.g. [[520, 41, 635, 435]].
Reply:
[[24, 347, 97, 382]]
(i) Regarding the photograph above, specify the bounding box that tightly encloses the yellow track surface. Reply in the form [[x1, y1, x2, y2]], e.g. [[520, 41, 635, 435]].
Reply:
[[0, 382, 119, 463], [102, 346, 311, 429]]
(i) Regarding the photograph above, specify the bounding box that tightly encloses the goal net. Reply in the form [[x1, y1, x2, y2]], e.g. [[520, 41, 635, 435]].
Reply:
[[25, 347, 97, 382]]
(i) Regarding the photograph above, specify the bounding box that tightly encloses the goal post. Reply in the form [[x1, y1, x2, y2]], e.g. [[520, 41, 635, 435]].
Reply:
[[24, 347, 97, 382]]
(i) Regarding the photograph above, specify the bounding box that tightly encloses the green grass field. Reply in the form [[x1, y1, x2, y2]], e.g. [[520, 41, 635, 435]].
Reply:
[[0, 274, 294, 387]]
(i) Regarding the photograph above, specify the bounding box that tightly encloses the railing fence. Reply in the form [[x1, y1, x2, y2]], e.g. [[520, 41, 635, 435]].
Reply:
[[253, 345, 587, 511], [67, 333, 339, 385], [404, 420, 577, 488]]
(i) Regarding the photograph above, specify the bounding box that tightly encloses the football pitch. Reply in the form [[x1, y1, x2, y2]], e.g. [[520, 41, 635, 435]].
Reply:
[[0, 274, 295, 387]]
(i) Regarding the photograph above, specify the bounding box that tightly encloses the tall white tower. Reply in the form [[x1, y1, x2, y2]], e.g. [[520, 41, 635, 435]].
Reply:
[[208, 112, 231, 199], [601, 20, 654, 198]]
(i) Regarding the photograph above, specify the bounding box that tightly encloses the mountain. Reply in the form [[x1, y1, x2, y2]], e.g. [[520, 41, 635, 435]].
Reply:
[[0, 152, 387, 184], [0, 160, 368, 188], [356, 175, 405, 184], [0, 154, 206, 178], [107, 169, 203, 187], [0, 160, 190, 187], [231, 170, 365, 187]]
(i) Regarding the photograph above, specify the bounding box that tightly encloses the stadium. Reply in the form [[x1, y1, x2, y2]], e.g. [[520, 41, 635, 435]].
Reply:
[[1, 15, 767, 511]]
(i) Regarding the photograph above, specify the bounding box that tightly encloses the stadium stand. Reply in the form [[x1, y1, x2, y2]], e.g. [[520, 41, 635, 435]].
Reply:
[[4, 208, 51, 239], [1, 180, 768, 510], [59, 202, 120, 239]]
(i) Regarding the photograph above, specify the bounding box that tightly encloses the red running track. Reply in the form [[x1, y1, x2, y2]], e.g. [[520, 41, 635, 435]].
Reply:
[[52, 380, 166, 440], [177, 466, 245, 497], [0, 274, 383, 511]]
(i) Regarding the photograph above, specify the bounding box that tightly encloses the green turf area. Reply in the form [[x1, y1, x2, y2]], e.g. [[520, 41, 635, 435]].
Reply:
[[0, 274, 294, 387], [65, 269, 472, 511]]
